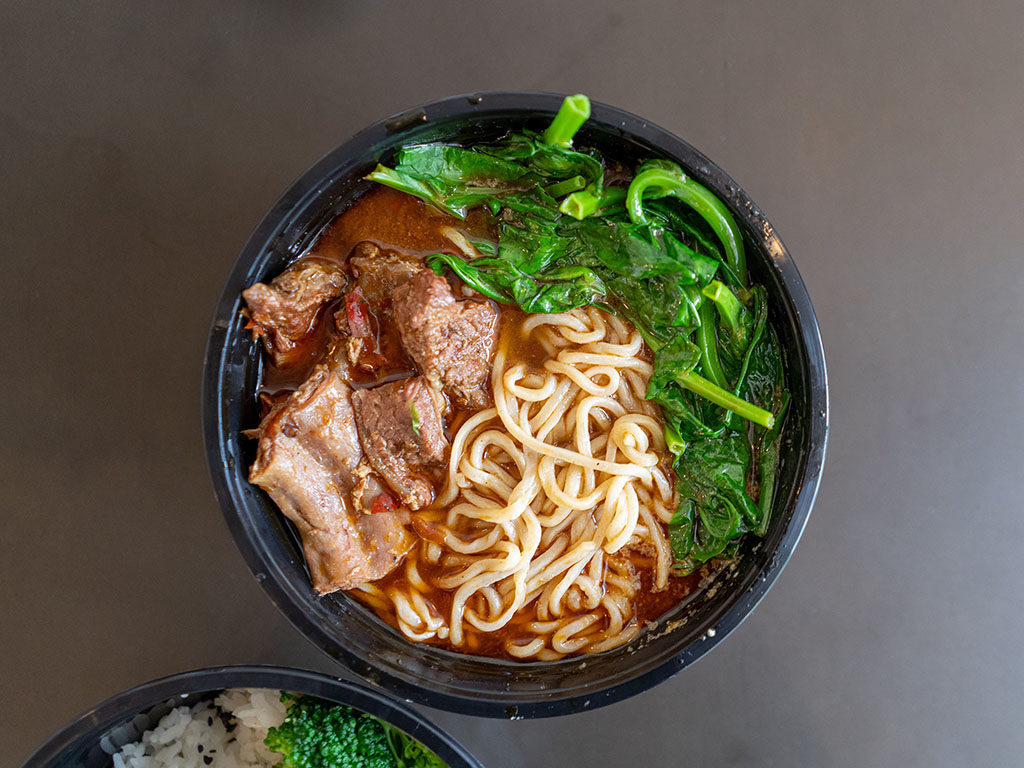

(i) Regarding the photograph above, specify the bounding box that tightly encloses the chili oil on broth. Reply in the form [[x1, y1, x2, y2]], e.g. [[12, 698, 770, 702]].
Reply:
[[351, 305, 702, 661]]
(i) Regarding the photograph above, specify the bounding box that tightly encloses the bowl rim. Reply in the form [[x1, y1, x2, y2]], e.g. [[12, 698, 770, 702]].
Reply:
[[20, 664, 482, 768], [202, 90, 829, 718]]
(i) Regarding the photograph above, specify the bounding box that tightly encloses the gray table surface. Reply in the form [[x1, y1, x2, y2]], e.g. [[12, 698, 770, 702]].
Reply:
[[4, 2, 1023, 766]]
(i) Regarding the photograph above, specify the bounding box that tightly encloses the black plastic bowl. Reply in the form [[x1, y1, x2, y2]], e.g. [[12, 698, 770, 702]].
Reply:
[[203, 92, 829, 719], [20, 665, 482, 768]]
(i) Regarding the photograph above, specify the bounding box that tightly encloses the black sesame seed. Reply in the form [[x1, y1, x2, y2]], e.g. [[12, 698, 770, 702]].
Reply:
[[207, 716, 213, 726], [197, 745, 204, 753]]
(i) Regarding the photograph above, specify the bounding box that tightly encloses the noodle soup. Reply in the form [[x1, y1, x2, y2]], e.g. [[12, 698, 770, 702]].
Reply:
[[240, 96, 789, 662]]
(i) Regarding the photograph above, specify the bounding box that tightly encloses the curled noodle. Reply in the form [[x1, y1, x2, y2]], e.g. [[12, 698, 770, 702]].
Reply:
[[359, 307, 677, 659]]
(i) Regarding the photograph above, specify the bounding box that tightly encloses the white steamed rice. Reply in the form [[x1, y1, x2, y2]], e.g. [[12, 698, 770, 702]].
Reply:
[[108, 688, 287, 768]]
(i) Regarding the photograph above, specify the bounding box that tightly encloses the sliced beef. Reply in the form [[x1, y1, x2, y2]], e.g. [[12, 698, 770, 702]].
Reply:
[[242, 257, 347, 366], [351, 376, 448, 510], [393, 269, 499, 409], [249, 365, 412, 593]]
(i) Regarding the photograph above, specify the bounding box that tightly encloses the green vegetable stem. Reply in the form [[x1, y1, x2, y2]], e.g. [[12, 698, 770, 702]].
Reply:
[[541, 93, 591, 147], [702, 280, 749, 343], [676, 370, 775, 430], [559, 186, 627, 220], [695, 300, 730, 391], [627, 166, 747, 286], [559, 188, 599, 219], [543, 174, 587, 198]]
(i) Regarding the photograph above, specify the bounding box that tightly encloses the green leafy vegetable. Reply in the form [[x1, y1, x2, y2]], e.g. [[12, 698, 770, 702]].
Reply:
[[364, 164, 506, 220], [702, 280, 750, 349], [265, 693, 449, 768], [395, 144, 529, 185], [480, 133, 604, 191], [695, 299, 730, 391], [367, 94, 788, 568], [626, 161, 747, 285]]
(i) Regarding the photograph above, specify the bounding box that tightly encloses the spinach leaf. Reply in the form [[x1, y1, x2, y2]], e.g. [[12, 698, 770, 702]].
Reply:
[[499, 212, 577, 273], [481, 132, 604, 191], [645, 198, 746, 288], [627, 164, 747, 286], [647, 333, 702, 394], [425, 254, 516, 303], [427, 251, 606, 315], [396, 144, 532, 185], [609, 277, 704, 341], [670, 431, 764, 562], [511, 264, 608, 313], [365, 164, 508, 219], [755, 391, 789, 537], [668, 501, 697, 572], [704, 281, 754, 379], [739, 290, 786, 415]]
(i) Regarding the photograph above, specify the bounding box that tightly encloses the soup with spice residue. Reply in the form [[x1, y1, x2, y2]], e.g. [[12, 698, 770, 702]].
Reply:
[[241, 95, 787, 660]]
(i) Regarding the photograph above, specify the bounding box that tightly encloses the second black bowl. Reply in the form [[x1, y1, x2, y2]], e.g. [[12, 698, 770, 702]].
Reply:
[[203, 91, 829, 718], [21, 666, 480, 768]]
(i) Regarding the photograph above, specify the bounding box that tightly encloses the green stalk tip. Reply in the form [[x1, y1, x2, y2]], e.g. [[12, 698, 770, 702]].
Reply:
[[664, 425, 686, 456], [542, 94, 591, 147], [559, 189, 600, 219], [544, 175, 587, 198], [701, 280, 747, 338]]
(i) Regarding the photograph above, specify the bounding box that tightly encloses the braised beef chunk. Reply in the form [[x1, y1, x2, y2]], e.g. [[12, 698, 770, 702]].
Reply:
[[349, 242, 423, 321], [351, 376, 448, 510], [243, 257, 347, 366], [393, 269, 499, 409], [328, 286, 374, 373], [328, 243, 420, 380], [249, 366, 412, 593]]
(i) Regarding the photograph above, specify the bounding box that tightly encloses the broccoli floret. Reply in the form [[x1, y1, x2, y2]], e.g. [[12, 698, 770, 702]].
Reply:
[[265, 693, 398, 768]]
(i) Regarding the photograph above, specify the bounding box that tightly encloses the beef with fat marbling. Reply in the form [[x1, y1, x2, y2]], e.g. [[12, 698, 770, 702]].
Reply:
[[351, 376, 448, 510], [393, 269, 499, 410], [249, 365, 413, 593], [348, 242, 423, 323], [242, 257, 347, 366]]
